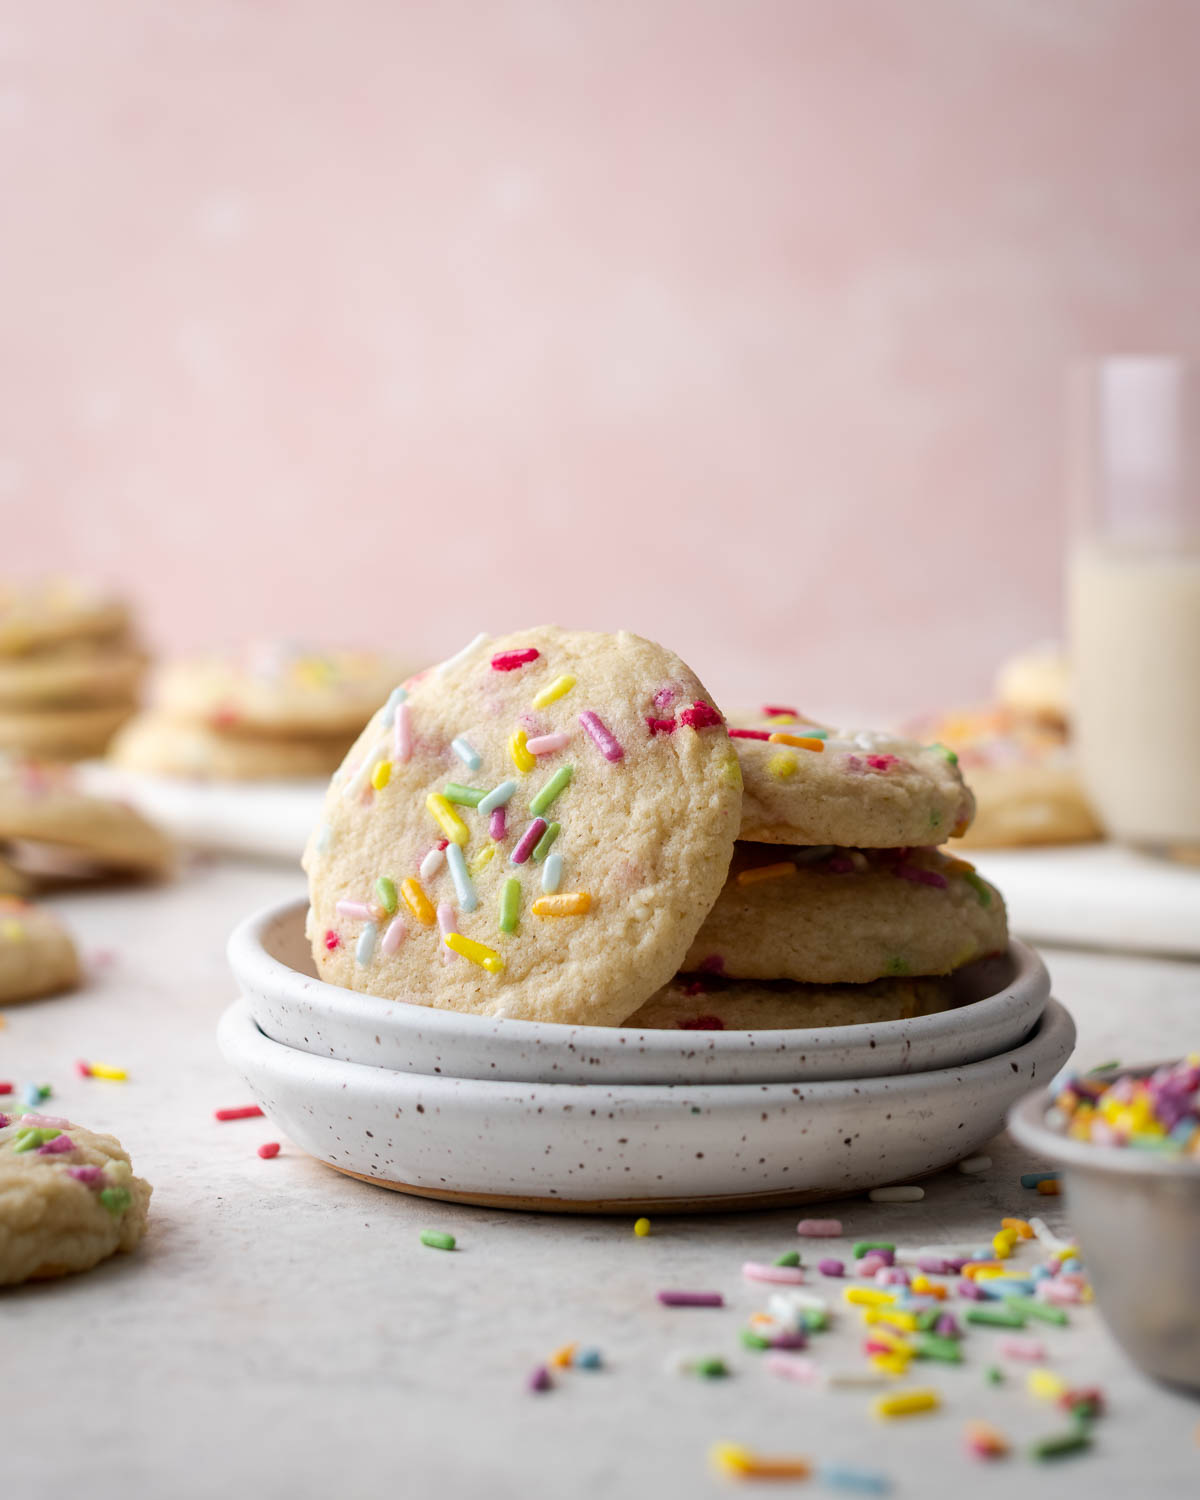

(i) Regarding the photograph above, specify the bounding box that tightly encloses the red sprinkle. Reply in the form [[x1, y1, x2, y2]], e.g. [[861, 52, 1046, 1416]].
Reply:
[[0, 1083, 11, 1096], [646, 717, 676, 735], [436, 838, 449, 851], [681, 1015, 725, 1031], [215, 1105, 264, 1121], [75, 1060, 93, 1077], [697, 953, 726, 975], [728, 728, 771, 741], [679, 701, 723, 730], [825, 855, 855, 874], [866, 754, 901, 772], [257, 1142, 281, 1159], [682, 980, 707, 997], [491, 648, 540, 672], [763, 705, 799, 717], [324, 930, 341, 950]]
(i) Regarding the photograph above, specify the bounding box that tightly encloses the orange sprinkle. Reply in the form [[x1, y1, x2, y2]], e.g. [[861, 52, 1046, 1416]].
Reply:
[[400, 877, 437, 925], [550, 1342, 578, 1368], [962, 1261, 1005, 1280], [769, 732, 825, 752], [964, 1420, 1009, 1459], [939, 853, 977, 873], [531, 893, 592, 917], [1001, 1217, 1035, 1239], [1037, 1178, 1061, 1196], [735, 861, 797, 887]]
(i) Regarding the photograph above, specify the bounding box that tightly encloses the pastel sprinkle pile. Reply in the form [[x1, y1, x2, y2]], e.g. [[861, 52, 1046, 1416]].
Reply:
[[1048, 1057, 1200, 1155]]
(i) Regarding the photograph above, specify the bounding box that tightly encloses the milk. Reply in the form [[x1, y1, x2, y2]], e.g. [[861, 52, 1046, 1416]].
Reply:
[[1069, 544, 1200, 852]]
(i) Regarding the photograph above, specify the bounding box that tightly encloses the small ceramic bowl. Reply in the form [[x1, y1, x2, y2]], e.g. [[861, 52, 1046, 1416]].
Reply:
[[228, 896, 1051, 1086], [1008, 1076, 1200, 1392], [218, 994, 1075, 1212]]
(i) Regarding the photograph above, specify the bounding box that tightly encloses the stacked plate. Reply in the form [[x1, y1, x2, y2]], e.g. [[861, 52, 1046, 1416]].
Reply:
[[221, 897, 1075, 1213]]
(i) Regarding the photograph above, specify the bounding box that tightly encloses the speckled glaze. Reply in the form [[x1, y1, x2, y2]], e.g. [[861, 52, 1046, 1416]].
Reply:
[[217, 995, 1075, 1212], [229, 897, 1050, 1086]]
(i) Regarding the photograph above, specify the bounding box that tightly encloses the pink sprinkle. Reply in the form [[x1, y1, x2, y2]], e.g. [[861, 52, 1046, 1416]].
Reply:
[[491, 648, 540, 671], [38, 1133, 75, 1154], [866, 753, 900, 772], [0, 1113, 8, 1128], [393, 702, 413, 763], [652, 686, 677, 709], [578, 710, 624, 762], [742, 1261, 805, 1285], [657, 1290, 724, 1307], [437, 903, 458, 962], [381, 916, 407, 955], [865, 1338, 897, 1356], [825, 855, 855, 874], [796, 1218, 842, 1237], [728, 727, 770, 740], [67, 1165, 104, 1186], [697, 953, 726, 975], [875, 1266, 909, 1286], [679, 700, 723, 730], [528, 1365, 553, 1393], [680, 1014, 725, 1031], [75, 1060, 92, 1078], [525, 731, 570, 756], [257, 1142, 281, 1159], [324, 930, 341, 951], [1038, 1280, 1082, 1306], [645, 717, 676, 735], [765, 1352, 820, 1384], [896, 863, 949, 889], [998, 1335, 1046, 1361], [859, 1252, 890, 1275], [18, 1113, 69, 1127], [763, 704, 799, 717], [511, 817, 547, 864], [682, 980, 707, 997], [917, 1257, 953, 1274], [958, 1279, 985, 1300], [436, 838, 449, 851], [818, 1258, 844, 1276], [336, 901, 372, 920]]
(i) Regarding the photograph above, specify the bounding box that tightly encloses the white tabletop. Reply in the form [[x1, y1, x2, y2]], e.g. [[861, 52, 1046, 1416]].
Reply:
[[4, 859, 1199, 1498]]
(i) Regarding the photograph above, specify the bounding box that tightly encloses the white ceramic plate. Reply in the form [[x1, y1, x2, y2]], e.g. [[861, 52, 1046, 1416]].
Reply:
[[229, 896, 1051, 1086], [216, 994, 1075, 1213]]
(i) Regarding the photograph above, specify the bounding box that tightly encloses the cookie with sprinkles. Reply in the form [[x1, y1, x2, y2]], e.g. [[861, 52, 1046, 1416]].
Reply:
[[0, 896, 80, 1003], [0, 579, 130, 658], [303, 627, 742, 1026], [684, 844, 1006, 985], [730, 709, 975, 848], [0, 1114, 151, 1284], [625, 974, 951, 1030]]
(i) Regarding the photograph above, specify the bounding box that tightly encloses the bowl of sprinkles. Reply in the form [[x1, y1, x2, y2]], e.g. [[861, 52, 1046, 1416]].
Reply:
[[1008, 1057, 1200, 1391]]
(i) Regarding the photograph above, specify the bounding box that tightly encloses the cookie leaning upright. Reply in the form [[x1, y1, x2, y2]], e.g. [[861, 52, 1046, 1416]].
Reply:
[[730, 707, 975, 847], [304, 628, 742, 1026]]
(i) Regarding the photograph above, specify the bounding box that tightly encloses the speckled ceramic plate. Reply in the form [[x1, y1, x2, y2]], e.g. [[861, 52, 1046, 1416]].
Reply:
[[216, 994, 1075, 1213], [228, 896, 1050, 1086]]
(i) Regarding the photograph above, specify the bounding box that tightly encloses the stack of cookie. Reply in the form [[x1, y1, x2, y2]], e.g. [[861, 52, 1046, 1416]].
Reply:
[[0, 580, 145, 761], [110, 643, 416, 782], [0, 894, 80, 1003], [302, 627, 1007, 1035]]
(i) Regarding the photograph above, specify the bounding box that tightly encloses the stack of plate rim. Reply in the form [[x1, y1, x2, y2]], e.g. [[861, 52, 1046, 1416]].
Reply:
[[221, 896, 1075, 1213]]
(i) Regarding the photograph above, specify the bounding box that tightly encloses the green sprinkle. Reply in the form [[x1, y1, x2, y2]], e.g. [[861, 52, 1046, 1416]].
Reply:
[[499, 877, 521, 934], [694, 1357, 729, 1378], [802, 1307, 829, 1332], [915, 1307, 941, 1332], [419, 1229, 456, 1251], [740, 1330, 771, 1351], [1004, 1296, 1069, 1327], [12, 1127, 59, 1153], [99, 1186, 132, 1217], [853, 1241, 895, 1258], [884, 956, 910, 976], [529, 765, 573, 817], [800, 728, 828, 739], [443, 783, 486, 807], [966, 1304, 1027, 1329], [1030, 1428, 1092, 1462], [964, 871, 993, 907], [1087, 1060, 1121, 1074], [913, 1333, 963, 1363], [375, 876, 398, 914], [773, 1250, 801, 1268], [929, 741, 958, 764], [929, 809, 942, 828], [531, 821, 560, 862], [985, 1364, 1005, 1385]]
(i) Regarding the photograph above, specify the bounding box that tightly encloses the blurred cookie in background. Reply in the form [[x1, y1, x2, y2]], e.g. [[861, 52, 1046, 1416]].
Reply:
[[109, 712, 352, 781], [995, 642, 1070, 731], [0, 896, 80, 1003]]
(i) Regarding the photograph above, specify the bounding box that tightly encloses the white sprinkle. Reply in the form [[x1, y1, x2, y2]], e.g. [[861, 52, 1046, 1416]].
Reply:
[[542, 852, 563, 893], [381, 685, 408, 726], [826, 1371, 890, 1389], [742, 1261, 805, 1285], [957, 1155, 992, 1175], [437, 903, 458, 963], [436, 632, 488, 676], [767, 1289, 828, 1323], [868, 1185, 924, 1203], [450, 735, 482, 771], [343, 737, 387, 799], [445, 843, 478, 912], [336, 900, 371, 920], [1029, 1216, 1075, 1255], [765, 1352, 820, 1384], [393, 702, 413, 763], [420, 845, 446, 883], [478, 779, 518, 814], [355, 922, 377, 965], [314, 823, 332, 855]]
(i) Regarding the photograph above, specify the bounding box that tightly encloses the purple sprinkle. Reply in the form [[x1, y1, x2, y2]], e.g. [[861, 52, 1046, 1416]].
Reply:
[[38, 1134, 75, 1154], [0, 1113, 8, 1129], [510, 818, 548, 864], [657, 1290, 724, 1308], [489, 806, 506, 841], [818, 1258, 844, 1277], [858, 1249, 894, 1273], [527, 1365, 553, 1393], [957, 1279, 985, 1300], [895, 863, 949, 889], [578, 710, 624, 763], [917, 1257, 953, 1274], [67, 1165, 104, 1186], [825, 854, 855, 874], [944, 1257, 970, 1273], [935, 1313, 961, 1338], [697, 953, 726, 976], [768, 1330, 808, 1350]]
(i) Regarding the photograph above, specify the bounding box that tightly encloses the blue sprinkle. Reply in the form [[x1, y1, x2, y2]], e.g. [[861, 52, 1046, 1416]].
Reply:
[[450, 736, 482, 771], [1020, 1171, 1059, 1189], [972, 1246, 992, 1260], [315, 823, 332, 855], [819, 1464, 892, 1494], [356, 922, 378, 965], [445, 843, 478, 913], [1060, 1257, 1081, 1274], [478, 779, 518, 815], [1030, 1265, 1050, 1282], [541, 851, 563, 894], [381, 686, 408, 726], [981, 1279, 1034, 1299], [575, 1347, 602, 1370], [22, 1083, 48, 1108]]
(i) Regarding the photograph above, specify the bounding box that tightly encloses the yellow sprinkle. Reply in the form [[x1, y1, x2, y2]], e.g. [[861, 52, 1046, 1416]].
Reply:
[[710, 1444, 754, 1477], [962, 1261, 1005, 1279], [735, 861, 796, 887], [863, 1309, 919, 1332], [400, 878, 437, 925], [940, 854, 977, 874], [844, 1287, 895, 1307], [531, 893, 592, 917], [865, 1323, 911, 1347], [509, 729, 536, 773], [873, 1387, 940, 1419], [532, 674, 575, 710], [634, 1217, 651, 1237], [550, 1342, 578, 1368], [767, 752, 797, 780], [1028, 1368, 1067, 1402], [426, 793, 469, 846], [371, 759, 392, 791], [721, 755, 743, 789], [992, 1231, 1015, 1259], [88, 1063, 128, 1081], [710, 1445, 810, 1481], [769, 732, 825, 752], [444, 932, 504, 973], [1, 920, 24, 942], [972, 1268, 1006, 1280], [468, 845, 496, 876], [766, 713, 798, 724], [871, 1352, 913, 1375]]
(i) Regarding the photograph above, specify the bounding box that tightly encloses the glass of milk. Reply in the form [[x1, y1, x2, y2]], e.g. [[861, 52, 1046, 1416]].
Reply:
[[1068, 357, 1200, 859]]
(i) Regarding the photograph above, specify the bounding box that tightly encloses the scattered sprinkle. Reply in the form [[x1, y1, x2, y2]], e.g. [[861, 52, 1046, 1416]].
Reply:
[[868, 1185, 925, 1203], [873, 1388, 940, 1419], [381, 916, 407, 955], [257, 1142, 280, 1159], [445, 843, 478, 912], [532, 674, 576, 710], [437, 631, 487, 676], [215, 1105, 263, 1121], [541, 852, 564, 893], [426, 792, 469, 846], [532, 892, 592, 917], [529, 765, 573, 817], [499, 877, 521, 934], [443, 782, 486, 807], [491, 648, 540, 671], [371, 759, 392, 791], [798, 1219, 843, 1237], [355, 922, 377, 965], [634, 1217, 651, 1237], [401, 877, 437, 925], [527, 1365, 553, 1393], [578, 711, 624, 762], [657, 1290, 724, 1307], [478, 779, 518, 814], [375, 876, 398, 914], [444, 932, 504, 973], [420, 1229, 457, 1251], [509, 728, 536, 772], [511, 817, 548, 865], [450, 735, 481, 771]]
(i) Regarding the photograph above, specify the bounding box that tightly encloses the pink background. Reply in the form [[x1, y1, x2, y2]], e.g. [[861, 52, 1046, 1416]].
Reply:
[[2, 2, 1198, 717]]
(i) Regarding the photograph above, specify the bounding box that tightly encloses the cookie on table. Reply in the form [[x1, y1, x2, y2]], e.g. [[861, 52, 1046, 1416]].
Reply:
[[0, 760, 174, 881], [0, 704, 135, 761], [155, 643, 416, 737], [304, 627, 742, 1026], [0, 580, 129, 658], [0, 641, 145, 711], [730, 706, 975, 847], [0, 898, 80, 1003], [108, 712, 351, 782], [0, 854, 31, 896], [625, 974, 952, 1030], [0, 1114, 151, 1285], [684, 843, 1006, 985], [996, 643, 1070, 729]]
